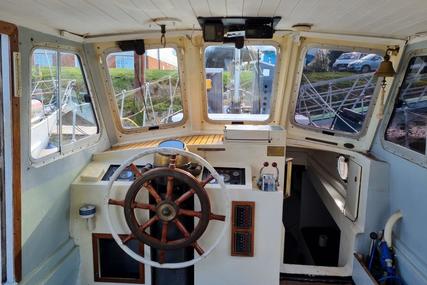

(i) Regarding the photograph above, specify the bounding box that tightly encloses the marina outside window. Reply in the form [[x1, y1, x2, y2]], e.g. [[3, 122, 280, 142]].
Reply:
[[294, 48, 382, 134], [106, 48, 184, 129], [30, 48, 98, 159], [204, 45, 277, 122], [385, 55, 427, 154]]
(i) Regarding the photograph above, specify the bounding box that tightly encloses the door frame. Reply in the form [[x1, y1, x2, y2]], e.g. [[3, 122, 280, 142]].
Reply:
[[0, 20, 21, 284]]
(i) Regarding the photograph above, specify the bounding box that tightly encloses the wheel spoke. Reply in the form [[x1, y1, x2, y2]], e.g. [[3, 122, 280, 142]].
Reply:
[[173, 219, 190, 238], [166, 176, 174, 200], [121, 234, 135, 244], [168, 154, 177, 169], [131, 202, 156, 211], [200, 174, 214, 187], [158, 250, 166, 264], [158, 222, 168, 264], [193, 242, 205, 255], [209, 213, 226, 221], [161, 222, 168, 243], [174, 189, 195, 206], [108, 199, 125, 207], [179, 209, 202, 218], [139, 216, 159, 232], [129, 163, 142, 177], [143, 182, 162, 203]]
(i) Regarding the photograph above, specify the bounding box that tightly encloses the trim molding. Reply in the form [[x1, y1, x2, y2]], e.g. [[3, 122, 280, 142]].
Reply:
[[0, 20, 21, 282], [394, 238, 427, 284], [19, 239, 79, 285]]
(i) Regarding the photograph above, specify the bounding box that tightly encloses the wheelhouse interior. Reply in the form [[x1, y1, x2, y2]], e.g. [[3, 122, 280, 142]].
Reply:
[[0, 1, 427, 285]]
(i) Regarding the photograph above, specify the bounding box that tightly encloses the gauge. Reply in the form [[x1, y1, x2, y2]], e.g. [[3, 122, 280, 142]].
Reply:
[[119, 170, 133, 180], [222, 173, 231, 183]]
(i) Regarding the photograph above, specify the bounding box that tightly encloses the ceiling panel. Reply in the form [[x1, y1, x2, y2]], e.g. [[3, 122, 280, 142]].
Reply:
[[258, 0, 282, 17], [1, 0, 427, 38], [207, 0, 227, 17], [188, 0, 211, 17], [226, 0, 244, 16], [242, 0, 260, 15]]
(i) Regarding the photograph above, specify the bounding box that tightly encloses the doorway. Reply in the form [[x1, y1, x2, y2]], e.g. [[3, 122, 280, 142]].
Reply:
[[283, 165, 341, 267]]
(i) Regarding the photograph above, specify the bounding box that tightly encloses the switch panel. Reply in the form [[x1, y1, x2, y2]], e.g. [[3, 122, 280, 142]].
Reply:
[[231, 201, 255, 257], [234, 205, 253, 229], [233, 232, 252, 255]]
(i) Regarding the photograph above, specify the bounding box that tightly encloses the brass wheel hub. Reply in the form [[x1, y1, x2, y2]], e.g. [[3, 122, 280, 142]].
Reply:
[[156, 202, 178, 222]]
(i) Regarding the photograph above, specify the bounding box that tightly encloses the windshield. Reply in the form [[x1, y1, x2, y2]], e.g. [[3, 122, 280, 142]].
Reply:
[[295, 47, 382, 134], [204, 45, 277, 121], [106, 48, 184, 129]]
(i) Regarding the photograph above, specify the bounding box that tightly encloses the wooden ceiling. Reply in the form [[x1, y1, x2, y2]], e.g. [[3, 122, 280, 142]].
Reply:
[[1, 0, 427, 39]]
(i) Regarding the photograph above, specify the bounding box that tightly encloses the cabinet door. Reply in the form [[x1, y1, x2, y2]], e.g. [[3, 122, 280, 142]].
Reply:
[[344, 159, 362, 221]]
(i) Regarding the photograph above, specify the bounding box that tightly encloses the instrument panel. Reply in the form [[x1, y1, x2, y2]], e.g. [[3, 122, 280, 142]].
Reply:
[[202, 167, 246, 185], [101, 164, 151, 181]]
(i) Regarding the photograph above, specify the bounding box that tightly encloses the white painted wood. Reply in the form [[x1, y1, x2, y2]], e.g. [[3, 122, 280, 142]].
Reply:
[[195, 188, 283, 285], [207, 0, 227, 17], [242, 0, 260, 16], [1, 34, 17, 285], [353, 255, 378, 285], [71, 151, 283, 284], [188, 0, 212, 17], [226, 0, 244, 16], [258, 0, 282, 17], [344, 159, 362, 222], [2, 0, 427, 38]]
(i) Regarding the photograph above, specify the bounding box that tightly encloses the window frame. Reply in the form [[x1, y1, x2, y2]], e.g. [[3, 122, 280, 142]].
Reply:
[[201, 40, 281, 124], [381, 48, 427, 167], [102, 44, 188, 134], [29, 43, 101, 165], [290, 43, 384, 139]]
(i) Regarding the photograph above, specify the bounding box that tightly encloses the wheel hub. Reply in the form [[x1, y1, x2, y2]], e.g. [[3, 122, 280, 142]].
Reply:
[[157, 201, 178, 222]]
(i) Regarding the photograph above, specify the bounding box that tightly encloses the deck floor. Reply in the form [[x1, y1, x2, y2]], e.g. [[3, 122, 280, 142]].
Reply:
[[281, 280, 353, 285]]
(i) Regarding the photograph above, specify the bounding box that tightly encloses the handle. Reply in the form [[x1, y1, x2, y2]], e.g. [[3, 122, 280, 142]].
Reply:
[[285, 158, 294, 199]]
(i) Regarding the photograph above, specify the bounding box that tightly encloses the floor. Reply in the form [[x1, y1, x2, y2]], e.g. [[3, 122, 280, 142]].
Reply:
[[280, 280, 353, 285]]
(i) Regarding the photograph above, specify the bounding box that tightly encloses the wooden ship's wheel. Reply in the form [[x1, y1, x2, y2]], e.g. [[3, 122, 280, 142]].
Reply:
[[104, 147, 230, 269]]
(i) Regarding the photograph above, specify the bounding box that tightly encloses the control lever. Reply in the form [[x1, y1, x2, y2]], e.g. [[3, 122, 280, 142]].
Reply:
[[272, 162, 279, 188], [257, 162, 279, 191]]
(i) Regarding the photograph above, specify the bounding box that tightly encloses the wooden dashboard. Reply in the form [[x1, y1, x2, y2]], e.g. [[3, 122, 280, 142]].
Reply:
[[110, 134, 224, 151]]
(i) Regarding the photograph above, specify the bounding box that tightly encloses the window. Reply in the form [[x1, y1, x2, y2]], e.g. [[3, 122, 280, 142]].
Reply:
[[294, 48, 382, 134], [204, 45, 277, 121], [106, 48, 183, 129], [31, 48, 98, 159], [385, 55, 427, 154]]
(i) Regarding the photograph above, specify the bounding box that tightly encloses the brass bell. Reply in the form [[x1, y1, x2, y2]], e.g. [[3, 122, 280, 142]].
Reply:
[[374, 54, 396, 77]]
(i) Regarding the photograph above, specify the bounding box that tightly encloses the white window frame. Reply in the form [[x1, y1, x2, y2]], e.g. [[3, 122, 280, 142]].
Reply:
[[380, 48, 427, 168], [201, 41, 281, 124], [102, 44, 188, 134], [289, 43, 383, 139], [29, 44, 101, 166]]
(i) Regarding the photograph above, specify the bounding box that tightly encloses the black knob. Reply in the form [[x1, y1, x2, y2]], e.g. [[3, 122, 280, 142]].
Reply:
[[369, 232, 378, 240]]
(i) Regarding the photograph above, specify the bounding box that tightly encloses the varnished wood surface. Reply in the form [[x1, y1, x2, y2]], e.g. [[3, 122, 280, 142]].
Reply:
[[1, 20, 22, 282], [110, 134, 224, 151]]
